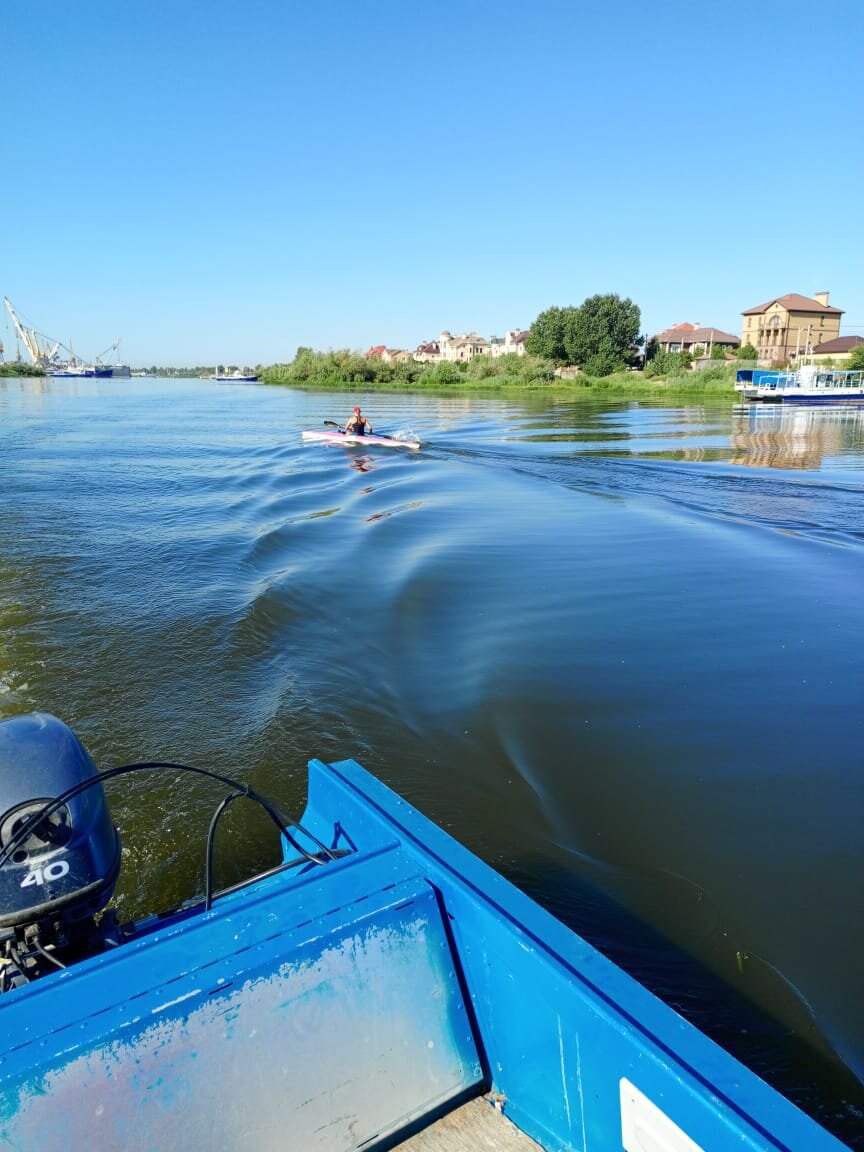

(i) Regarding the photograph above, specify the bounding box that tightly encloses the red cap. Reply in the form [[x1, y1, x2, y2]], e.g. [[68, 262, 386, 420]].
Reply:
[[353, 406, 361, 413]]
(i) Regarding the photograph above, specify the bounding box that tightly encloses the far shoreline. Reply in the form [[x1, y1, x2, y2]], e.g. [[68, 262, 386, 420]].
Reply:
[[256, 349, 741, 400], [2, 365, 741, 400], [255, 372, 739, 401]]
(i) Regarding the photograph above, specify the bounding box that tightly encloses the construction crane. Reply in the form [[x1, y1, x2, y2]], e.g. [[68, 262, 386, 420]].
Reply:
[[3, 297, 62, 366], [95, 339, 122, 366]]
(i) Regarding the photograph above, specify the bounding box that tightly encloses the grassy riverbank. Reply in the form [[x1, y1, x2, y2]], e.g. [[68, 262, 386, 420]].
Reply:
[[0, 363, 45, 377], [259, 351, 738, 398]]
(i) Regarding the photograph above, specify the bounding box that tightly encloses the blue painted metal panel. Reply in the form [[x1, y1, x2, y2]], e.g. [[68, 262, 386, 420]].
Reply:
[[300, 758, 848, 1152], [0, 752, 848, 1151], [0, 875, 481, 1151]]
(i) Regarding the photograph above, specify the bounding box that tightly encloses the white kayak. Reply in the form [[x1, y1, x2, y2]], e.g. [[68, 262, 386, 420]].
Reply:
[[302, 429, 421, 451]]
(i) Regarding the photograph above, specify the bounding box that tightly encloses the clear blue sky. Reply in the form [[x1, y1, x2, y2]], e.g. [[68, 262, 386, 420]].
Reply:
[[4, 0, 863, 367]]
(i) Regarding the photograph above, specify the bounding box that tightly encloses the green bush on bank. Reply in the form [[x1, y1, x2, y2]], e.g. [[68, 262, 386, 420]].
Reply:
[[644, 350, 692, 378], [0, 362, 46, 377], [260, 350, 557, 391], [570, 364, 737, 395], [258, 348, 737, 396]]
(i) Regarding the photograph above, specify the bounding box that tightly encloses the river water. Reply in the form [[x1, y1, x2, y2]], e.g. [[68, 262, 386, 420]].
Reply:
[[1, 376, 863, 1145]]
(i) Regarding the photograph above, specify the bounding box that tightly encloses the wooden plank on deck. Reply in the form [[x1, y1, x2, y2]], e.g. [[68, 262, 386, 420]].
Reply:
[[394, 1096, 545, 1151]]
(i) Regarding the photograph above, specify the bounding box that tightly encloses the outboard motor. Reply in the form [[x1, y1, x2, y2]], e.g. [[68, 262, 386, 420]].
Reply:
[[0, 713, 121, 989]]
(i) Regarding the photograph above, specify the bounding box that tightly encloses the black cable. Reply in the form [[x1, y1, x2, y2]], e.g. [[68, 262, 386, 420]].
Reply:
[[8, 944, 30, 983], [33, 940, 66, 970], [0, 760, 338, 873], [204, 791, 245, 912]]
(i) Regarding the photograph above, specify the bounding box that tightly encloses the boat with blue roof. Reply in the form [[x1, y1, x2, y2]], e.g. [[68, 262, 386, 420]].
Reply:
[[736, 364, 864, 404]]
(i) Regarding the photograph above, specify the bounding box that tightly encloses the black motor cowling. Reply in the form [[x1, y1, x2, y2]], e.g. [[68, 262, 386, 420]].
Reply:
[[0, 713, 121, 931]]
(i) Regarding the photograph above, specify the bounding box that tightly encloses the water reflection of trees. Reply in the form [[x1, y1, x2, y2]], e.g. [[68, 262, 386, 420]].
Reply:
[[730, 406, 864, 470]]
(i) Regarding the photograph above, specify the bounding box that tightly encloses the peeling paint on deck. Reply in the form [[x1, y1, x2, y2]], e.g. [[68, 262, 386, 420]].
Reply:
[[0, 887, 480, 1151]]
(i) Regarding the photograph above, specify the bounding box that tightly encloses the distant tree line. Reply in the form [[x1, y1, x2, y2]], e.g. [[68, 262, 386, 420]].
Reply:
[[258, 337, 864, 388], [255, 291, 800, 389], [138, 365, 260, 377], [258, 295, 645, 386], [260, 348, 555, 388]]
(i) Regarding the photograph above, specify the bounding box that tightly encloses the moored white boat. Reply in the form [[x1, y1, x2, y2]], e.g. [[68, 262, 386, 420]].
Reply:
[[46, 363, 95, 377], [209, 369, 258, 381], [736, 364, 864, 403]]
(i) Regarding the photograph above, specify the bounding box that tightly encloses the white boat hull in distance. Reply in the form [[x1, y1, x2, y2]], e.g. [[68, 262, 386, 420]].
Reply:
[[735, 365, 864, 404], [302, 430, 421, 450]]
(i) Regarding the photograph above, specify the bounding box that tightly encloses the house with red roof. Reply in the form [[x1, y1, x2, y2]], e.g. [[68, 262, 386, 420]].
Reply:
[[655, 322, 739, 356], [413, 340, 440, 363]]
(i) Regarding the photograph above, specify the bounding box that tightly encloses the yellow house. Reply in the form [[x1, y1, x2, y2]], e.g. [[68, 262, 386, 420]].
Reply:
[[439, 331, 491, 362], [741, 292, 842, 366]]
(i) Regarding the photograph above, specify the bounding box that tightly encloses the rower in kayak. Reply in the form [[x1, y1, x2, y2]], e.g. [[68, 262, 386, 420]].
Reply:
[[345, 406, 372, 436]]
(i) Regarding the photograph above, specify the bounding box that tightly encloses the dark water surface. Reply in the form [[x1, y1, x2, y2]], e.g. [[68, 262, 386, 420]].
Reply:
[[2, 376, 863, 1144]]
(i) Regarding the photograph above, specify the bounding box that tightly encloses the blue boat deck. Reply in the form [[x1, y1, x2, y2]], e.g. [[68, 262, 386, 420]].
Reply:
[[0, 752, 849, 1150]]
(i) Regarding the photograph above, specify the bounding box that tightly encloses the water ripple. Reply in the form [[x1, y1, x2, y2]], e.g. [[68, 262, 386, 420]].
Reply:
[[1, 378, 863, 1145]]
